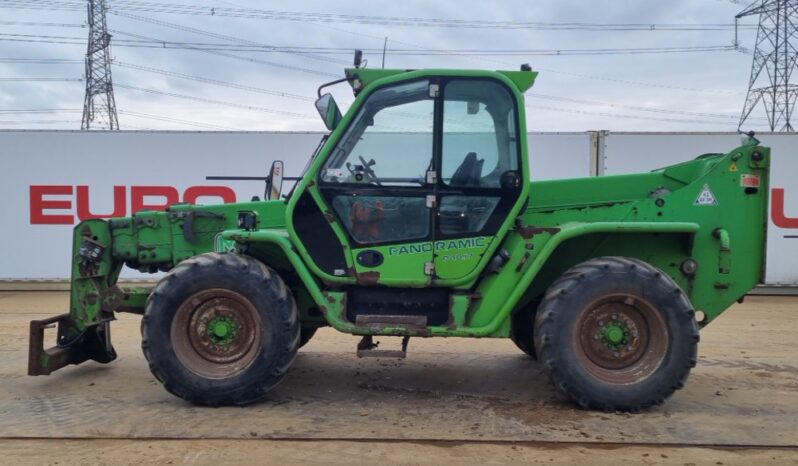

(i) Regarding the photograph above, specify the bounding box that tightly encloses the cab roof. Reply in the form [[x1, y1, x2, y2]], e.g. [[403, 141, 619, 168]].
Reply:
[[344, 67, 538, 94]]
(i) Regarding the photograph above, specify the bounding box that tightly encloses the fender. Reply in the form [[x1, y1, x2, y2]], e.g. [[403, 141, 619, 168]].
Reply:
[[221, 229, 327, 308], [465, 222, 701, 338]]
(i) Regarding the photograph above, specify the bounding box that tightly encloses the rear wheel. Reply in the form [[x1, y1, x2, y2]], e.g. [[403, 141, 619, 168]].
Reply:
[[142, 253, 299, 406], [534, 257, 699, 412]]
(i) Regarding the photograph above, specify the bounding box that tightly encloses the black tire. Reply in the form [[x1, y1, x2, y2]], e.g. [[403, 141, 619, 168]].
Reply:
[[141, 252, 299, 406], [298, 327, 318, 349], [534, 256, 699, 412], [510, 301, 539, 359]]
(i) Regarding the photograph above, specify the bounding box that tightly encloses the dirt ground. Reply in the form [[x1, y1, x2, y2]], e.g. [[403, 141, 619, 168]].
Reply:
[[2, 292, 798, 465]]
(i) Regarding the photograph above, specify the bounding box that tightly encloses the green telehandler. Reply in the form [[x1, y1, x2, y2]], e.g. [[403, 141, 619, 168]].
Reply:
[[28, 55, 770, 412]]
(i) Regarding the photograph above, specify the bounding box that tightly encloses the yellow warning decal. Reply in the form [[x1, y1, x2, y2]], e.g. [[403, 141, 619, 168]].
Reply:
[[729, 162, 738, 172]]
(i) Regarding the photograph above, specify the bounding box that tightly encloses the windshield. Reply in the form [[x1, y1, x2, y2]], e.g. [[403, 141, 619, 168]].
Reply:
[[286, 134, 329, 200], [320, 80, 433, 187]]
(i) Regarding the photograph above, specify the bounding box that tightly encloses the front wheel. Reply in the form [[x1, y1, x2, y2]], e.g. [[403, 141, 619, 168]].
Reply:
[[534, 257, 699, 412], [142, 253, 299, 406]]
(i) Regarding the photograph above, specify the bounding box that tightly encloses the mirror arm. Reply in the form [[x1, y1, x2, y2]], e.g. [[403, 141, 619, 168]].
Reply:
[[317, 77, 351, 98]]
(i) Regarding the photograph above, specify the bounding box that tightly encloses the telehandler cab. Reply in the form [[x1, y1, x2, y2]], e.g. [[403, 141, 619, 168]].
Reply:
[[28, 54, 770, 412]]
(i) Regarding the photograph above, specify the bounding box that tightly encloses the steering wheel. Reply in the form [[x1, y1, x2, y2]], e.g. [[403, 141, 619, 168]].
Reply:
[[344, 156, 380, 185], [359, 156, 378, 180]]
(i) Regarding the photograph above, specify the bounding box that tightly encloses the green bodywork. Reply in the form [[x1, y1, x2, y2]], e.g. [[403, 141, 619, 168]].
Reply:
[[31, 66, 771, 375]]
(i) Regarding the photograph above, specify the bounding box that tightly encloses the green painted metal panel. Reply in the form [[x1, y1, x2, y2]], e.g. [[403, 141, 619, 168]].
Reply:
[[49, 67, 770, 361]]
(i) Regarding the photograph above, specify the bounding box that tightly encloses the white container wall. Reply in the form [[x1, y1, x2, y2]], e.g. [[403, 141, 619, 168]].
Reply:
[[2, 130, 793, 284], [0, 130, 591, 280]]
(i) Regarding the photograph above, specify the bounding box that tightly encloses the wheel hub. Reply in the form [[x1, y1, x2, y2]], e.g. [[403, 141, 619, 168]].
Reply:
[[207, 316, 237, 345], [171, 288, 263, 379], [600, 320, 629, 350], [576, 294, 668, 384]]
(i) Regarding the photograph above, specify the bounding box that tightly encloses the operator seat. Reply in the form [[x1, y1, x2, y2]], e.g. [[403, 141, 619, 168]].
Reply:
[[450, 152, 484, 187]]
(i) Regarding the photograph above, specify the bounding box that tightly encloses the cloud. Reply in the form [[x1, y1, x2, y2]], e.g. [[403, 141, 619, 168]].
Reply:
[[0, 0, 760, 132]]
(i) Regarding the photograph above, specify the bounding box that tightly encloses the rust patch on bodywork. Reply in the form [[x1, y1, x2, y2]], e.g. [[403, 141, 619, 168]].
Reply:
[[99, 286, 125, 313], [356, 271, 381, 286], [517, 225, 561, 239]]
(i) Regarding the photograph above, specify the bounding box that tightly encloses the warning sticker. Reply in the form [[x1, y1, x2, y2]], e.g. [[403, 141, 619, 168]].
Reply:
[[694, 184, 718, 206], [729, 162, 738, 172], [741, 174, 761, 188], [325, 168, 344, 179]]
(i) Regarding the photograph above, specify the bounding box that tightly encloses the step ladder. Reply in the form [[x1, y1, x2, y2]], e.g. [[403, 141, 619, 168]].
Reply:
[[354, 315, 425, 359]]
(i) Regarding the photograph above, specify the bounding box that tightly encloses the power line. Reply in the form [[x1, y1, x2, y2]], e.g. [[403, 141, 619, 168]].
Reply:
[[0, 77, 83, 82], [0, 0, 759, 31], [528, 104, 737, 126], [0, 20, 84, 27], [0, 108, 82, 113], [113, 61, 314, 101], [0, 119, 82, 125], [108, 1, 748, 30], [533, 66, 747, 95], [0, 33, 743, 57], [305, 15, 749, 97], [263, 45, 740, 56], [0, 57, 83, 64], [109, 10, 348, 65], [0, 0, 754, 130], [114, 83, 315, 118], [526, 92, 766, 120], [119, 110, 243, 130], [108, 29, 339, 77]]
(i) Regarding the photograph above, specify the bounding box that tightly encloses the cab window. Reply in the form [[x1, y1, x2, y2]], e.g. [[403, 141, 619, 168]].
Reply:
[[441, 80, 518, 188], [320, 80, 433, 187]]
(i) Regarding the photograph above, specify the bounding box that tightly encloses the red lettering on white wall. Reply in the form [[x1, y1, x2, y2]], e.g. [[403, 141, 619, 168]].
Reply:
[[772, 188, 798, 229], [131, 186, 180, 213], [76, 185, 126, 220], [29, 185, 237, 225], [183, 186, 236, 205], [30, 185, 73, 225]]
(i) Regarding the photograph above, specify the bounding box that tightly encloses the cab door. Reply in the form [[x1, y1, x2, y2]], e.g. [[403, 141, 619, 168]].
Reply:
[[433, 79, 524, 282], [316, 80, 438, 286]]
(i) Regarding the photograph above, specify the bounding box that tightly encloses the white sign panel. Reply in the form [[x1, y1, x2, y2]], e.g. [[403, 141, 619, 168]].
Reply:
[[0, 130, 591, 280], [602, 132, 798, 285]]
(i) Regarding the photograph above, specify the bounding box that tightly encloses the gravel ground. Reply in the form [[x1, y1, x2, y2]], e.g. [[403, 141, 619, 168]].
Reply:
[[2, 292, 797, 465]]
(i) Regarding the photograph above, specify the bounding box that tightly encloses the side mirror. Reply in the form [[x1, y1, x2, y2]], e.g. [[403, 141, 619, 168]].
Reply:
[[315, 93, 342, 131], [264, 160, 284, 200]]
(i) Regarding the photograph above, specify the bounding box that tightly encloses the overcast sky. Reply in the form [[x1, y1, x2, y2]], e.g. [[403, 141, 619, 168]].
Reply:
[[0, 0, 767, 132]]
